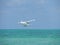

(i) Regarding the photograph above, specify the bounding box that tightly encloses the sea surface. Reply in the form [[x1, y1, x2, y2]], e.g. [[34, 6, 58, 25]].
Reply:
[[0, 29, 60, 45]]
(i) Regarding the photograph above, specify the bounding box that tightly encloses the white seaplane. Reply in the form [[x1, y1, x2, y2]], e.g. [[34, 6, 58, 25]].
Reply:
[[18, 19, 35, 27]]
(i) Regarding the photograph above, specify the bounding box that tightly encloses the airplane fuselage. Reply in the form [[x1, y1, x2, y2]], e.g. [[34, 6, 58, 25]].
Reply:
[[18, 19, 35, 27]]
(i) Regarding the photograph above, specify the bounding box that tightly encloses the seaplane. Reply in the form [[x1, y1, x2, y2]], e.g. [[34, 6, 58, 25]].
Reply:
[[18, 19, 35, 27]]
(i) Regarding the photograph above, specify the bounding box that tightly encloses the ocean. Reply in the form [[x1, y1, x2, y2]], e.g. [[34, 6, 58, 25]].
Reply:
[[0, 29, 60, 45]]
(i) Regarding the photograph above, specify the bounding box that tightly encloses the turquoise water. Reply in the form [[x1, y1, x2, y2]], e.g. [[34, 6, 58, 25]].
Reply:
[[0, 29, 60, 45]]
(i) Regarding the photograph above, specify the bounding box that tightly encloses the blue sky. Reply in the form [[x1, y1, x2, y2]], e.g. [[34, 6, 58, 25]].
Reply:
[[0, 0, 60, 29]]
